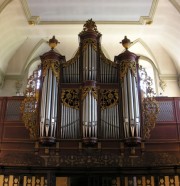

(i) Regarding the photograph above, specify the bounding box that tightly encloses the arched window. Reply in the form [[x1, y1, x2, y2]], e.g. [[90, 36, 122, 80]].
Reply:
[[138, 57, 157, 97], [25, 59, 41, 97]]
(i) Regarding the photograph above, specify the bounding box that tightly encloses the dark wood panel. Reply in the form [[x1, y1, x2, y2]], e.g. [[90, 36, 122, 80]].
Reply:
[[0, 97, 7, 122], [0, 122, 3, 136], [3, 121, 25, 126], [175, 98, 180, 122], [1, 142, 35, 151], [3, 126, 30, 140], [145, 143, 179, 152], [150, 124, 178, 140]]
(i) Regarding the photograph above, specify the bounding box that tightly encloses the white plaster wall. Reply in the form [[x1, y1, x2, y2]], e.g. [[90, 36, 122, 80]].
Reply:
[[161, 80, 180, 97], [0, 79, 18, 96]]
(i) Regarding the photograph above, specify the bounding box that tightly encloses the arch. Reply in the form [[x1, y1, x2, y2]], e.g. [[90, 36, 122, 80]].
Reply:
[[23, 38, 62, 75], [129, 38, 160, 71], [0, 0, 13, 14]]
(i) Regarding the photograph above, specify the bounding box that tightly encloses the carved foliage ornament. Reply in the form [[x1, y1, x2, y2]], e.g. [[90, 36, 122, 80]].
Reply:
[[20, 97, 38, 139], [81, 87, 98, 100], [139, 65, 159, 139], [61, 89, 80, 109], [119, 60, 137, 80], [142, 97, 159, 139], [100, 89, 119, 110], [81, 19, 99, 34], [42, 59, 61, 82]]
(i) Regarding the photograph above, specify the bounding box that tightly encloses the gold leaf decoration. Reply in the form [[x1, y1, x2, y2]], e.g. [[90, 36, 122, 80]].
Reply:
[[61, 89, 80, 109], [20, 97, 38, 139], [100, 89, 119, 110], [119, 60, 137, 80], [139, 65, 159, 139], [81, 87, 98, 101], [42, 59, 61, 81]]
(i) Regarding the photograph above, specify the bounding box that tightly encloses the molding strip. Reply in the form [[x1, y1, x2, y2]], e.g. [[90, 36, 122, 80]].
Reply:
[[0, 0, 13, 14], [159, 74, 178, 81], [20, 0, 159, 25]]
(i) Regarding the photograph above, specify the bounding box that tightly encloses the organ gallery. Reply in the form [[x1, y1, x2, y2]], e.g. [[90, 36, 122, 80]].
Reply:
[[0, 19, 179, 186]]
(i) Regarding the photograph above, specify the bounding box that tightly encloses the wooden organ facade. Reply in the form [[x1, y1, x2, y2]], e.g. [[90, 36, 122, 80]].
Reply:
[[0, 20, 179, 186]]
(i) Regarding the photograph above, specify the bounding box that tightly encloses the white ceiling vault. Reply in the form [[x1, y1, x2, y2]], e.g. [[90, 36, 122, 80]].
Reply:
[[0, 0, 179, 96], [22, 0, 156, 24]]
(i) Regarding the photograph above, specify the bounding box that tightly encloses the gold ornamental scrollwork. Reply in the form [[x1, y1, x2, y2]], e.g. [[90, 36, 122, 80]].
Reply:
[[42, 59, 61, 81], [81, 87, 98, 101], [139, 64, 159, 139], [119, 60, 137, 80], [61, 89, 80, 109], [100, 89, 119, 110], [20, 97, 38, 139], [142, 97, 159, 139], [83, 19, 98, 33]]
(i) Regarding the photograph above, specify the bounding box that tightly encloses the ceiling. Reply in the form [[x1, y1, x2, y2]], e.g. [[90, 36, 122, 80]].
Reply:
[[24, 0, 154, 23], [0, 0, 179, 82]]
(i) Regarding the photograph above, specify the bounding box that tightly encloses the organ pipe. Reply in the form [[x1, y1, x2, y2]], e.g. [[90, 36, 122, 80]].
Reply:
[[82, 90, 97, 139]]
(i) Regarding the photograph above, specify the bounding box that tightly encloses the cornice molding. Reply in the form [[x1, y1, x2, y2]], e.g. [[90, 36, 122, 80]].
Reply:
[[20, 0, 159, 25], [159, 74, 178, 80], [5, 74, 24, 80], [169, 0, 180, 13]]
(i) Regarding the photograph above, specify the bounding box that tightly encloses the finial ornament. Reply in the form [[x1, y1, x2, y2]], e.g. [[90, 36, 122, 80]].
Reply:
[[48, 36, 60, 49], [120, 36, 132, 50], [83, 19, 98, 33]]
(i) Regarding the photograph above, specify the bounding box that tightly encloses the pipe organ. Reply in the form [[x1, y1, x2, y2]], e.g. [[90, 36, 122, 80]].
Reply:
[[22, 19, 158, 148]]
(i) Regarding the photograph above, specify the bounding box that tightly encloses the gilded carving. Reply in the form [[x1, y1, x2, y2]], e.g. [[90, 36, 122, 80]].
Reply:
[[81, 18, 99, 34], [61, 89, 80, 109], [38, 151, 180, 168], [139, 65, 159, 139], [20, 96, 38, 139], [21, 70, 40, 139], [100, 89, 119, 110], [81, 87, 98, 100], [119, 60, 137, 80], [42, 59, 61, 81], [142, 97, 159, 139]]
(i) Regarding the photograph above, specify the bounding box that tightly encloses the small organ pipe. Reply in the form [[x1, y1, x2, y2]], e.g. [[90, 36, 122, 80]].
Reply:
[[46, 69, 53, 124], [127, 70, 134, 122], [53, 84, 58, 137], [123, 76, 128, 120], [40, 75, 48, 137]]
